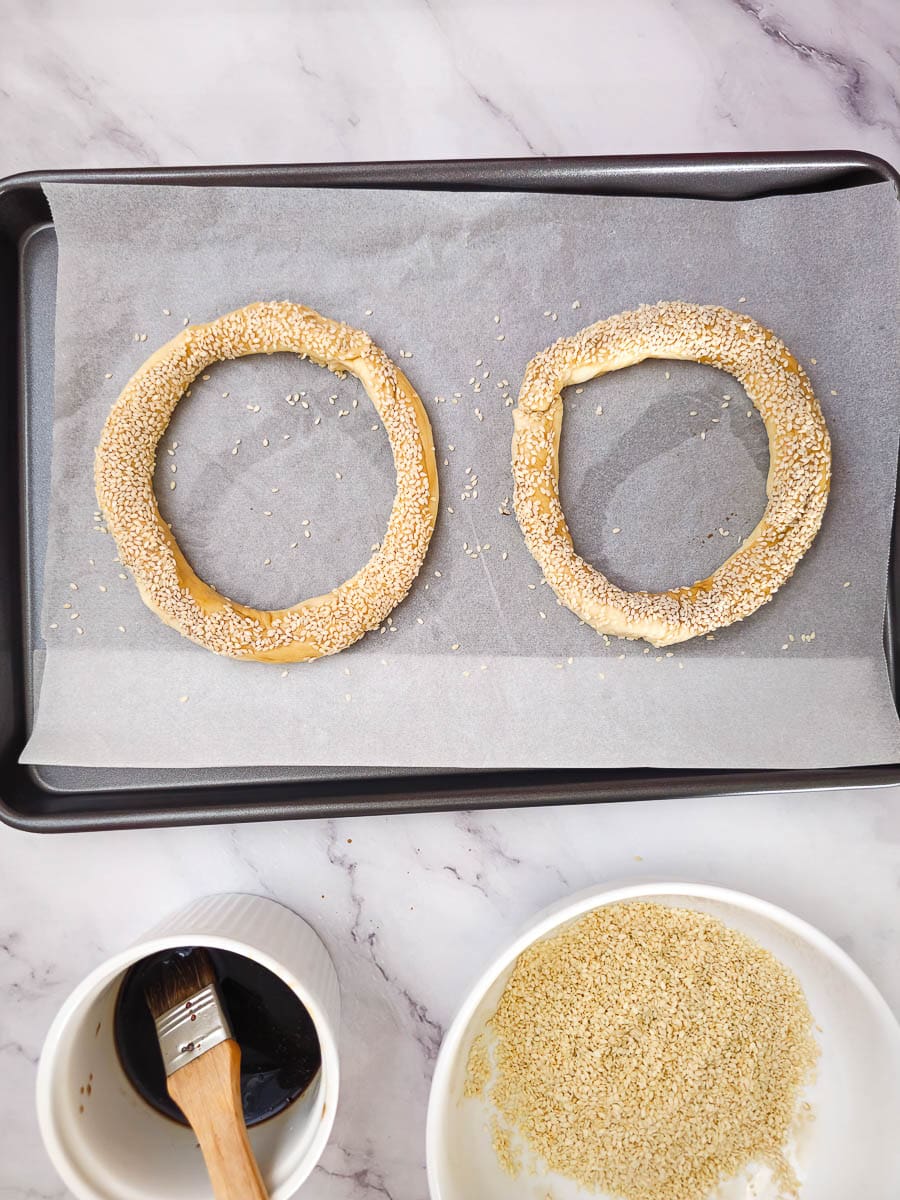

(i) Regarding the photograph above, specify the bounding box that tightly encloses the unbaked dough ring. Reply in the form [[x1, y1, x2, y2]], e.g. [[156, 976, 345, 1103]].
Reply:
[[512, 302, 831, 647], [96, 301, 439, 662]]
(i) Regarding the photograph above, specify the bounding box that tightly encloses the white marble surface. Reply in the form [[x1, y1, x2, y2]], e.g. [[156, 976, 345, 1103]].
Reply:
[[1, 2, 899, 1198]]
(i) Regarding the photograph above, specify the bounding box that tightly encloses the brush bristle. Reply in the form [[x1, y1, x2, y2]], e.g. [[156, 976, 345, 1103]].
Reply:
[[143, 947, 217, 1020]]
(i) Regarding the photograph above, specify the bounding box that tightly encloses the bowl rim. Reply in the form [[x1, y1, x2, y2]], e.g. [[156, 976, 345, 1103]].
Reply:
[[425, 878, 900, 1200]]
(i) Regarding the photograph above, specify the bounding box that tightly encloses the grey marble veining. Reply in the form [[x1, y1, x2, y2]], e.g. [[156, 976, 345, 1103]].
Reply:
[[1, 2, 899, 1198]]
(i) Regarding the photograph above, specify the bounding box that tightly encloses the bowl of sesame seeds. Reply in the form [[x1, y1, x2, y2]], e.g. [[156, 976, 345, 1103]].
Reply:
[[426, 881, 900, 1200]]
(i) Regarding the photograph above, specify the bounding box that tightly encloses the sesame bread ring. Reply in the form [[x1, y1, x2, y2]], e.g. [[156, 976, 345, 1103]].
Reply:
[[512, 301, 831, 648], [95, 301, 439, 662]]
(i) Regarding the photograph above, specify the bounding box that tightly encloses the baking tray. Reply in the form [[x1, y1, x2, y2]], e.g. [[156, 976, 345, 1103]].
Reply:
[[2, 152, 899, 832]]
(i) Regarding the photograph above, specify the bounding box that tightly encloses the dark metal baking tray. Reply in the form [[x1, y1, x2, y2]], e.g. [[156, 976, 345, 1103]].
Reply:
[[2, 151, 899, 832]]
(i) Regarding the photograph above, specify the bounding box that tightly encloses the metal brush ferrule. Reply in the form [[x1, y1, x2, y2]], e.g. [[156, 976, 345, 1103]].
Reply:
[[154, 984, 233, 1077]]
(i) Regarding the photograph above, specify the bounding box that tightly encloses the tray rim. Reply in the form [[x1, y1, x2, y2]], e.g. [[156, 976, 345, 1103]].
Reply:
[[3, 148, 899, 833]]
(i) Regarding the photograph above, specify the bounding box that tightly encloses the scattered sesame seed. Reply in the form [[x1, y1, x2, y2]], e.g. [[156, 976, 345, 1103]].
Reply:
[[572, 300, 581, 309], [179, 695, 189, 703], [104, 372, 113, 380], [162, 308, 171, 316]]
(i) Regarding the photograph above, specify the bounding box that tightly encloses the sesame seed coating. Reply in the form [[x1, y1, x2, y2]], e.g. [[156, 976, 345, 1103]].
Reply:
[[512, 302, 831, 646], [95, 301, 439, 662]]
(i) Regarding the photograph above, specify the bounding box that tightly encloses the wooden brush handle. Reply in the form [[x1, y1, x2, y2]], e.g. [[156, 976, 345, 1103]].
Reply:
[[167, 1039, 268, 1200]]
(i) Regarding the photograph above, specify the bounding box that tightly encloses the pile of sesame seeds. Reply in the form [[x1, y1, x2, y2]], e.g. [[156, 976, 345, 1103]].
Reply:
[[469, 901, 819, 1200], [512, 302, 832, 647], [94, 301, 438, 661]]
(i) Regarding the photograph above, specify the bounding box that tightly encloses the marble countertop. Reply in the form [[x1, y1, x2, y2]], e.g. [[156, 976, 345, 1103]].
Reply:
[[1, 2, 899, 1198]]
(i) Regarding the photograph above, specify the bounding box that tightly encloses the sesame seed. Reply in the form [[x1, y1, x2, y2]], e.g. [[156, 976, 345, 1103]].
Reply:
[[179, 695, 189, 703], [162, 308, 170, 316], [104, 372, 113, 379]]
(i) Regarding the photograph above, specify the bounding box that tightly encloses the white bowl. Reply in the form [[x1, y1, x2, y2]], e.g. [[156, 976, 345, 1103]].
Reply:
[[426, 881, 900, 1200], [37, 893, 340, 1200]]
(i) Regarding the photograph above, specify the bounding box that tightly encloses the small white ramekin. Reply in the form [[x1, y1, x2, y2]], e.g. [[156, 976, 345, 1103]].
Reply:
[[37, 893, 339, 1200]]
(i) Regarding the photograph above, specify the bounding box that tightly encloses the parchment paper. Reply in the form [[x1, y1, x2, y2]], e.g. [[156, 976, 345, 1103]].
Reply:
[[21, 180, 900, 769]]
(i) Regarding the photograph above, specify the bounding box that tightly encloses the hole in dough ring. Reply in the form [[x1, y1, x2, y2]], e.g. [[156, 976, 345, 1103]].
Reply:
[[511, 301, 831, 648], [95, 301, 439, 662]]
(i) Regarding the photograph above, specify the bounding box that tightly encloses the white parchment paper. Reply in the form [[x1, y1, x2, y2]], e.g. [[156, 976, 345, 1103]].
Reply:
[[22, 180, 900, 769]]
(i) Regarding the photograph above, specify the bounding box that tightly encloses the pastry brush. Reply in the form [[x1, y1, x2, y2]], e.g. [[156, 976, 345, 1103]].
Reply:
[[144, 948, 268, 1200]]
